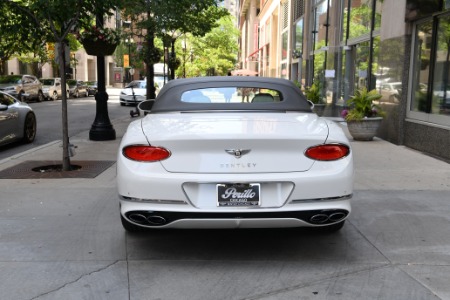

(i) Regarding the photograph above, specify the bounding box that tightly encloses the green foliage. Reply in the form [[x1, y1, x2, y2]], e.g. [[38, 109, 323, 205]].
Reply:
[[179, 15, 239, 77], [78, 26, 122, 44], [344, 87, 384, 121], [304, 82, 322, 104]]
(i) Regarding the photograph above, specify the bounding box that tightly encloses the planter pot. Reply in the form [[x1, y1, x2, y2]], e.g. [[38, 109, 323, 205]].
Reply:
[[313, 103, 326, 116], [347, 117, 383, 141], [82, 40, 118, 56]]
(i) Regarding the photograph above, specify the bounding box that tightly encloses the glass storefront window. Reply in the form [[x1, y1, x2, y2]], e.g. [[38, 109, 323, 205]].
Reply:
[[349, 0, 372, 39], [412, 21, 432, 113], [295, 19, 304, 54], [432, 16, 450, 115], [313, 0, 328, 51], [281, 31, 288, 60]]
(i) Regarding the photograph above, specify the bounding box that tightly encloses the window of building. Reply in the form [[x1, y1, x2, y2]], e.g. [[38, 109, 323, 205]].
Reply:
[[411, 14, 450, 123]]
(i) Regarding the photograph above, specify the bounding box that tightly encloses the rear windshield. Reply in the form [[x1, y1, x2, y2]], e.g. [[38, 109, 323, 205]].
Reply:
[[180, 87, 283, 104], [127, 81, 146, 89], [41, 79, 55, 85]]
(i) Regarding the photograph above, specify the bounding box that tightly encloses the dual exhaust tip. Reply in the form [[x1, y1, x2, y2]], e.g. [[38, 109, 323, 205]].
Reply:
[[128, 213, 167, 226], [309, 211, 347, 224]]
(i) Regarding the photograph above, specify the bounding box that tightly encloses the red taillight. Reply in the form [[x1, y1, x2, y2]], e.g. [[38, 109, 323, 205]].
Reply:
[[305, 144, 350, 161], [122, 145, 171, 162]]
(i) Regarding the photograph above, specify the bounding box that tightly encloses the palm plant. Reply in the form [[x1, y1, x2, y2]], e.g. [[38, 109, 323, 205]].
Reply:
[[344, 87, 384, 121]]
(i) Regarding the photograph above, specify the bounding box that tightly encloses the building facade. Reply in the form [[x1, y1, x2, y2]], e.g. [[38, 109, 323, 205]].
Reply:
[[238, 0, 450, 161]]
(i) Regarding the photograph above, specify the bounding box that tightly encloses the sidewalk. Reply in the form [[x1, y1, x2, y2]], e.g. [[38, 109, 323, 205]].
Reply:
[[0, 117, 448, 187], [0, 118, 449, 300]]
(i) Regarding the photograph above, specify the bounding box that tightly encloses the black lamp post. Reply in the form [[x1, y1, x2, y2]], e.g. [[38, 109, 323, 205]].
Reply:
[[89, 15, 116, 141], [125, 37, 134, 82]]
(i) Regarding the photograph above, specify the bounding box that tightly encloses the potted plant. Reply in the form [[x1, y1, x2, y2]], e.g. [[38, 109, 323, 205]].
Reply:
[[77, 26, 121, 56], [341, 87, 385, 141], [304, 82, 326, 116]]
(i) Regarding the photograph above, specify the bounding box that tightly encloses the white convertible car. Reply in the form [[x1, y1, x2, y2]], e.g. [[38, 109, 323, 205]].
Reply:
[[117, 76, 353, 232]]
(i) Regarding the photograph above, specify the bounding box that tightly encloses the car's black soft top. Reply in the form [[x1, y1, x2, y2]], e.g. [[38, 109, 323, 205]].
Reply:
[[150, 76, 312, 113]]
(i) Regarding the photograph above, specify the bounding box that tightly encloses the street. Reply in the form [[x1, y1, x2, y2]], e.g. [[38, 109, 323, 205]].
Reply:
[[0, 89, 129, 161], [0, 110, 449, 299]]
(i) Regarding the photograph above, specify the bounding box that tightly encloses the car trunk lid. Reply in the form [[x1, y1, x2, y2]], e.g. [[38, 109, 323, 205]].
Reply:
[[140, 112, 329, 173]]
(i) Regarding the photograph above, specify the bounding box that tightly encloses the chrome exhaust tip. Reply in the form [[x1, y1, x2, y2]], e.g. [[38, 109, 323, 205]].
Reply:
[[328, 212, 347, 222], [147, 215, 166, 225], [128, 213, 148, 224], [310, 214, 329, 224]]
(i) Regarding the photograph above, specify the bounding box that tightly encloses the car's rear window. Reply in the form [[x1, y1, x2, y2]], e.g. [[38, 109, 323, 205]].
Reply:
[[180, 87, 283, 104]]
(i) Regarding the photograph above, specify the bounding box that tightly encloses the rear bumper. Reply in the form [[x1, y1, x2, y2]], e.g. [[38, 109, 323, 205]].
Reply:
[[119, 196, 351, 229]]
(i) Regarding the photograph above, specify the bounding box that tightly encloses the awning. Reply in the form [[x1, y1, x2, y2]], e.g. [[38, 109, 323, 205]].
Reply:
[[247, 43, 268, 59], [231, 69, 258, 76]]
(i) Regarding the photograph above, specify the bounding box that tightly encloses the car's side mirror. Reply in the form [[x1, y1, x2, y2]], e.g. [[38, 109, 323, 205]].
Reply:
[[138, 99, 155, 113]]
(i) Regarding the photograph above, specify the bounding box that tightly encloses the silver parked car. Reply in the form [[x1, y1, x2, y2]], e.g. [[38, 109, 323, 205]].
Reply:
[[0, 91, 37, 146], [0, 74, 44, 103], [40, 78, 69, 100]]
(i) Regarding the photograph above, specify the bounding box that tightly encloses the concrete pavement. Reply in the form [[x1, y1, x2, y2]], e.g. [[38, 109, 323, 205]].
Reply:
[[0, 114, 449, 300]]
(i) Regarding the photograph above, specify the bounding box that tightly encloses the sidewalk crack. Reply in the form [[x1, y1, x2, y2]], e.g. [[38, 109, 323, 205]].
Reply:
[[30, 260, 121, 300]]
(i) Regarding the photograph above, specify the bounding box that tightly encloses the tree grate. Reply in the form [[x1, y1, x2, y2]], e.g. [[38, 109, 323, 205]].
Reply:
[[0, 160, 115, 179]]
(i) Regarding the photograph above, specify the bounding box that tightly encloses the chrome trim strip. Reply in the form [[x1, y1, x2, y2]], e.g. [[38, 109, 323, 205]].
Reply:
[[289, 194, 353, 203], [119, 195, 188, 204]]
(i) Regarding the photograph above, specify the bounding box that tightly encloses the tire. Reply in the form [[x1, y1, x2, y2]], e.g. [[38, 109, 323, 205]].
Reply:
[[19, 91, 27, 102], [37, 90, 44, 102], [121, 214, 145, 232], [23, 112, 37, 143], [52, 91, 58, 101]]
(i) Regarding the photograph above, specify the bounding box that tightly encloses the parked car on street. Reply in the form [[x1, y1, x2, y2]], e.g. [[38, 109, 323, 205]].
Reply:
[[379, 82, 402, 103], [117, 76, 353, 232], [40, 78, 69, 100], [67, 79, 88, 98], [0, 90, 37, 147], [0, 74, 44, 103], [86, 81, 98, 96], [119, 80, 147, 106]]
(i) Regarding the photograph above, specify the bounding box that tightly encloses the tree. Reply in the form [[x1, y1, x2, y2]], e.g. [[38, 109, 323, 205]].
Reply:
[[5, 0, 122, 171], [121, 0, 228, 99], [0, 1, 47, 75], [179, 15, 239, 77]]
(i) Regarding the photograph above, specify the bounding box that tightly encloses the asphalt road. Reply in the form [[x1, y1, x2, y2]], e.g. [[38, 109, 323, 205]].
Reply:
[[0, 89, 128, 160]]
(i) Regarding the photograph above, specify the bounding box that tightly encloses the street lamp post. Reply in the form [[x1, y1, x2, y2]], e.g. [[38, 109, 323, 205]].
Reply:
[[89, 15, 116, 141], [125, 37, 134, 82], [72, 53, 77, 80]]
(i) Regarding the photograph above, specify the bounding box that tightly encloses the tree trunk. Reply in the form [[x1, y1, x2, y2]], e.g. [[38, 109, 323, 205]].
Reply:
[[58, 41, 71, 171]]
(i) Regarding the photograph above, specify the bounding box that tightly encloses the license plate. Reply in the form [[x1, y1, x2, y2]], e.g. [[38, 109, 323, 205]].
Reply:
[[217, 183, 260, 207]]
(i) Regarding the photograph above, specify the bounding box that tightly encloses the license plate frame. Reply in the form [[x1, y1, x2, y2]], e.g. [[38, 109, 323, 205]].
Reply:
[[217, 183, 260, 207]]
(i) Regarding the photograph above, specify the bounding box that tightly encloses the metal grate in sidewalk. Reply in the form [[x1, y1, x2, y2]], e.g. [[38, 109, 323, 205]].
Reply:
[[0, 160, 115, 179]]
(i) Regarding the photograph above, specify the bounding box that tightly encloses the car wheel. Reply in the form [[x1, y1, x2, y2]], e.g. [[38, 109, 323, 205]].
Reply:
[[52, 91, 58, 101], [120, 102, 126, 106], [23, 112, 37, 143], [37, 90, 44, 102], [19, 91, 27, 102], [121, 215, 145, 232]]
